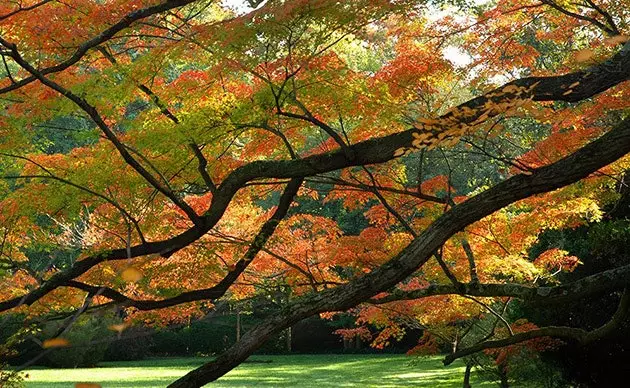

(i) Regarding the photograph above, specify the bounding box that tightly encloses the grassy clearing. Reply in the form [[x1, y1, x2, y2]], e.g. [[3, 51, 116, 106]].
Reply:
[[23, 354, 494, 387]]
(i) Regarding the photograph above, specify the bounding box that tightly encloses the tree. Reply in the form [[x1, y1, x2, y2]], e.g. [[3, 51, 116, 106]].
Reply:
[[0, 0, 628, 387]]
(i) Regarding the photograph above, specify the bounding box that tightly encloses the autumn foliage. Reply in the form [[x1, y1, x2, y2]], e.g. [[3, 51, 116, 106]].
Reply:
[[0, 0, 629, 387]]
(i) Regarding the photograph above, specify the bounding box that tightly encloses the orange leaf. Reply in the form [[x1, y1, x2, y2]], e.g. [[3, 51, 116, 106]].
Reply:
[[75, 383, 102, 388], [42, 337, 70, 348]]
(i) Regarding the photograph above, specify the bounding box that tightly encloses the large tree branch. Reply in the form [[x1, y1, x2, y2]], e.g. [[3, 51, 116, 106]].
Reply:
[[208, 41, 630, 194], [370, 260, 630, 305], [443, 288, 630, 365], [168, 113, 630, 388]]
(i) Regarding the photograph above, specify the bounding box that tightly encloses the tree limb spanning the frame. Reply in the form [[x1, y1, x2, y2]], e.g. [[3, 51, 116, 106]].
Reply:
[[443, 288, 630, 365], [370, 261, 630, 306]]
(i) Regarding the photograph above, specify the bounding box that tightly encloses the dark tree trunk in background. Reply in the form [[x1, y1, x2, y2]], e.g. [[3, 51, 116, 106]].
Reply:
[[236, 312, 241, 342], [463, 363, 473, 388], [498, 365, 509, 388]]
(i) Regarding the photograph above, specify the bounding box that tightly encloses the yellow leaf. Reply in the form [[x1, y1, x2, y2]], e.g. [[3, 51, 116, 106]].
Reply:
[[574, 49, 594, 63], [502, 84, 525, 94], [121, 267, 143, 282], [108, 323, 130, 333], [412, 132, 432, 142], [107, 323, 129, 333], [102, 265, 116, 277], [42, 337, 70, 348], [416, 118, 441, 126], [393, 148, 406, 157]]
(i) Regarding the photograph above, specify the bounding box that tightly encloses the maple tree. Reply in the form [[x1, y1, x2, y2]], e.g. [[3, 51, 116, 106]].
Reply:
[[0, 0, 629, 386]]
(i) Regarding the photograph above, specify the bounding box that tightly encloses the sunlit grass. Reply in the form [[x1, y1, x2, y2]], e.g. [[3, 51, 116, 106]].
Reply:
[[23, 354, 495, 387]]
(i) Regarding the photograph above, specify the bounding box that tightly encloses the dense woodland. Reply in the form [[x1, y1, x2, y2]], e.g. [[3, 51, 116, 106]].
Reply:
[[0, 0, 629, 387]]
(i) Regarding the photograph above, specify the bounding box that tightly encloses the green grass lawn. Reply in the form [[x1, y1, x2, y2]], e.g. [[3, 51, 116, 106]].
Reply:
[[22, 354, 494, 387]]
